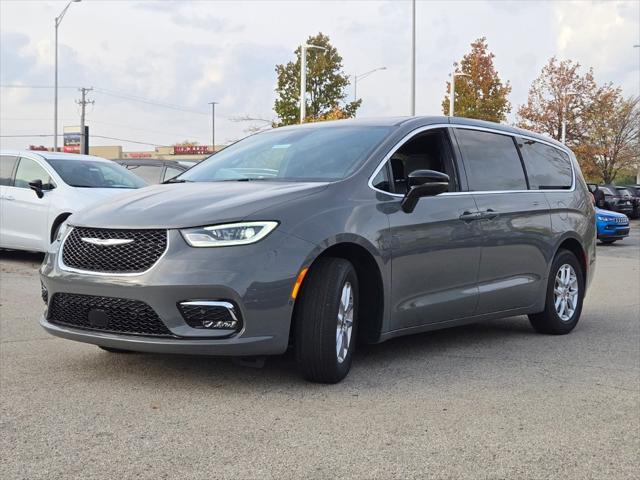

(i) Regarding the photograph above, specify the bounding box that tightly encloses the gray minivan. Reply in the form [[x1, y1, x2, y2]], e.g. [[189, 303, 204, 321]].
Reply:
[[40, 117, 596, 383]]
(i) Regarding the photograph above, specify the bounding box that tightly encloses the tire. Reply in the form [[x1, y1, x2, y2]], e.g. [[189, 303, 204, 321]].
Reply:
[[529, 249, 584, 335], [98, 346, 135, 354], [295, 257, 358, 383]]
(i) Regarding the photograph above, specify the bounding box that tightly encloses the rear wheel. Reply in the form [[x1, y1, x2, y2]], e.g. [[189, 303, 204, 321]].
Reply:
[[295, 257, 358, 383], [529, 250, 584, 335]]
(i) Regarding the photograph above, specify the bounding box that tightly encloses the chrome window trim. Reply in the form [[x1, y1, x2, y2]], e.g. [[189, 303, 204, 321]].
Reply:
[[367, 123, 576, 198], [57, 226, 170, 277]]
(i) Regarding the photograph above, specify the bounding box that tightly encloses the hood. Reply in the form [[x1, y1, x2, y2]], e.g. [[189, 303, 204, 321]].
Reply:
[[595, 207, 628, 219], [70, 181, 329, 229]]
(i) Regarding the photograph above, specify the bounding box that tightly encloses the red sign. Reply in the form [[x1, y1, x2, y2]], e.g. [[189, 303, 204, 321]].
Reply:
[[29, 145, 49, 151], [174, 145, 212, 155]]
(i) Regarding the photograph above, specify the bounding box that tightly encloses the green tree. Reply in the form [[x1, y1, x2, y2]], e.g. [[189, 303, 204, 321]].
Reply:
[[442, 37, 511, 122], [274, 33, 360, 126]]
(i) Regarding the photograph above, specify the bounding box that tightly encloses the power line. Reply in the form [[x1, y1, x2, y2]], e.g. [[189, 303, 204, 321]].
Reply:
[[93, 88, 209, 115], [1, 84, 209, 115], [0, 133, 168, 147]]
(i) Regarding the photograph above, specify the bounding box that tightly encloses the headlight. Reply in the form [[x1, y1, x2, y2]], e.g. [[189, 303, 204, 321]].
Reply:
[[596, 216, 612, 222], [180, 221, 278, 247]]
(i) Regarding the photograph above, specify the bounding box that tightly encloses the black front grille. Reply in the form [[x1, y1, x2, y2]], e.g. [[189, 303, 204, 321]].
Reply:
[[62, 227, 167, 273], [48, 293, 173, 337], [178, 303, 240, 330]]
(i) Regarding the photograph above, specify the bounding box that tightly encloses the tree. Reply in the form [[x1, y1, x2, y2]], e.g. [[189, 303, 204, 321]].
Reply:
[[576, 94, 639, 183], [516, 57, 638, 183], [442, 37, 511, 122], [516, 57, 600, 146], [274, 33, 360, 126]]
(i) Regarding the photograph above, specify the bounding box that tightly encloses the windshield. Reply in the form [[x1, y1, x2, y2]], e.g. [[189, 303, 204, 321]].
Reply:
[[616, 188, 631, 196], [179, 126, 391, 183], [46, 159, 147, 189]]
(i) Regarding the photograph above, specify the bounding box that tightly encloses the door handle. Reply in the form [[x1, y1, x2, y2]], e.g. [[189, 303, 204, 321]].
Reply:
[[2, 195, 15, 201], [459, 211, 483, 222], [481, 209, 498, 220]]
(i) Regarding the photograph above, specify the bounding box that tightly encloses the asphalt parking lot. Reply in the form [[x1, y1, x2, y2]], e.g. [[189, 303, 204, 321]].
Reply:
[[1, 223, 639, 480]]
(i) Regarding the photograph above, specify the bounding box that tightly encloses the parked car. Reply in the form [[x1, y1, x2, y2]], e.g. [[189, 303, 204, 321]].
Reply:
[[39, 117, 596, 383], [588, 184, 634, 216], [595, 207, 630, 244], [0, 150, 146, 252], [117, 159, 198, 184], [621, 184, 640, 219]]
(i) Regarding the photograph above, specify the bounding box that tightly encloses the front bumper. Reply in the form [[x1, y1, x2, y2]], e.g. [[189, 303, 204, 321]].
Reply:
[[40, 229, 316, 356], [597, 223, 630, 240]]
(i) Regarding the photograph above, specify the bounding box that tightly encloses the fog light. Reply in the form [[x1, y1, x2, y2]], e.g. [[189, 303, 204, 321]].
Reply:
[[41, 282, 48, 304], [178, 301, 241, 331]]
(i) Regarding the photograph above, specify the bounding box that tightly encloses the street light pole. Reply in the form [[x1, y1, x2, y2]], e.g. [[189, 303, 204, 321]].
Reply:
[[353, 66, 387, 104], [299, 44, 326, 124], [208, 101, 218, 151], [410, 0, 416, 116], [54, 0, 81, 151], [448, 72, 470, 117], [634, 45, 639, 182]]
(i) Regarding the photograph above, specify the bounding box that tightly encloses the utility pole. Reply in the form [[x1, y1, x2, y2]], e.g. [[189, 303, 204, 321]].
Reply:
[[209, 101, 218, 152], [76, 87, 94, 154]]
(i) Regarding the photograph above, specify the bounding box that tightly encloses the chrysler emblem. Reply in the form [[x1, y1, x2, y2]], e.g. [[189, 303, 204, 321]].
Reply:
[[80, 238, 134, 246]]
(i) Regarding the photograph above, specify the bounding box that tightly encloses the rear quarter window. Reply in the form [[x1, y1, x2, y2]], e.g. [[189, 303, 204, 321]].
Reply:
[[517, 138, 572, 189]]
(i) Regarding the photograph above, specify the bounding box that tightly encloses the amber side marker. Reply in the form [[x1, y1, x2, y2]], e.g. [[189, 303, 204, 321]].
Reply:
[[291, 267, 309, 299]]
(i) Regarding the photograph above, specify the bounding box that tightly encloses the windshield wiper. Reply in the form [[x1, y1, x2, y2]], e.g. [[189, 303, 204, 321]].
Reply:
[[162, 178, 190, 184]]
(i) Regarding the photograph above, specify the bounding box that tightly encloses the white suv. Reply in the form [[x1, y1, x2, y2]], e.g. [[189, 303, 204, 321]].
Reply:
[[0, 150, 147, 252]]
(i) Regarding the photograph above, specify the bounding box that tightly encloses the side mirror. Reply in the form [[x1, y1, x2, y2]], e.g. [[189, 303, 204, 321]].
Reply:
[[28, 179, 53, 199], [401, 169, 449, 213]]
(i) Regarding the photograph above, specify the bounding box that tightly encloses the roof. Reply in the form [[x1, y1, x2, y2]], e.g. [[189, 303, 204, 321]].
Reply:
[[0, 150, 112, 163], [274, 116, 568, 150]]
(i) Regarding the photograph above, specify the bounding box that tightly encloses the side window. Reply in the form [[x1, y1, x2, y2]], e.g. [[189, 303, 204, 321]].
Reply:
[[0, 155, 18, 186], [127, 165, 161, 184], [455, 129, 527, 191], [377, 128, 457, 194], [14, 158, 53, 189], [163, 166, 182, 182], [517, 138, 572, 189]]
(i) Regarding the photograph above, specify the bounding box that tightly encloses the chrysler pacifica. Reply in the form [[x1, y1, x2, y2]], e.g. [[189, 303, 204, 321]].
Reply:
[[40, 117, 596, 383]]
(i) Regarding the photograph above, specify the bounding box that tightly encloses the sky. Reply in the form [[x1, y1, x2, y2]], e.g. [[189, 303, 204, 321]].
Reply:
[[1, 0, 639, 152]]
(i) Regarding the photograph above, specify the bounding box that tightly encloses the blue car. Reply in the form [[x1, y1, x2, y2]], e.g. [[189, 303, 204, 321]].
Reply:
[[596, 207, 630, 244]]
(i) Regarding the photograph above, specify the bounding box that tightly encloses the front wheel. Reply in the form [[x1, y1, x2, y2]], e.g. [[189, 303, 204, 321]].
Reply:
[[295, 257, 358, 383], [529, 249, 584, 335]]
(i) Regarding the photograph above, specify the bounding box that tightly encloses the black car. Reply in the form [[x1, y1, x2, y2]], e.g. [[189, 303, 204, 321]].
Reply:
[[588, 184, 634, 216], [116, 159, 198, 184], [622, 184, 640, 219]]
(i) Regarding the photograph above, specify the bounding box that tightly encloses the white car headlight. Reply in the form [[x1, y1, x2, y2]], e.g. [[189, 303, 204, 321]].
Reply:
[[180, 221, 278, 247]]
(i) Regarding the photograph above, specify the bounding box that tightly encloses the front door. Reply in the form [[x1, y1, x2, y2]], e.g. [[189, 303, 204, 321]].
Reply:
[[377, 127, 483, 329], [2, 157, 53, 251]]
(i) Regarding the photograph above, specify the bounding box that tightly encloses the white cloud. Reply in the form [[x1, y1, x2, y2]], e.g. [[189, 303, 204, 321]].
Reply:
[[1, 0, 638, 151]]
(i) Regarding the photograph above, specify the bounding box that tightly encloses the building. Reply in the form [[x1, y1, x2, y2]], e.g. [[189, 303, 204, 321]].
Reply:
[[87, 145, 222, 161]]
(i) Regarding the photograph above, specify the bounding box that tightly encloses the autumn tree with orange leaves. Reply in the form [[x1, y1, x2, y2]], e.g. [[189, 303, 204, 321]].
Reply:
[[517, 57, 639, 183], [442, 37, 511, 122]]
